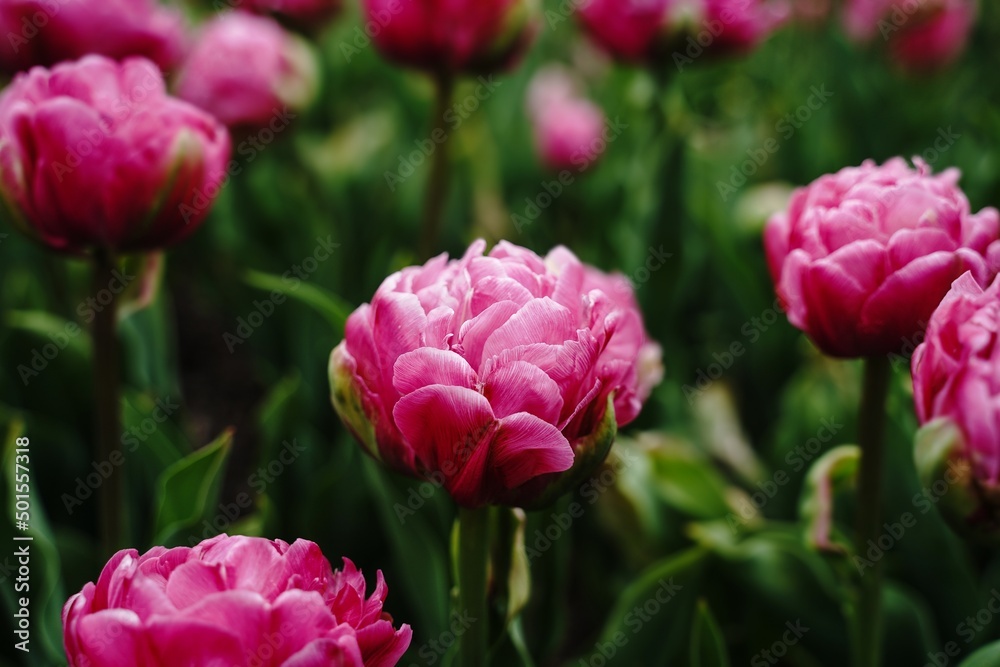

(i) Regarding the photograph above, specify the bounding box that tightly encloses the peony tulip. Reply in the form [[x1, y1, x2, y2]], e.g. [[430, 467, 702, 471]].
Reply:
[[362, 0, 536, 74], [63, 534, 412, 667], [526, 67, 607, 171], [175, 13, 318, 131], [239, 0, 342, 31], [912, 273, 1000, 529], [765, 157, 1000, 358], [330, 240, 662, 508], [577, 0, 788, 65], [842, 0, 976, 71], [0, 0, 186, 74], [0, 55, 231, 254]]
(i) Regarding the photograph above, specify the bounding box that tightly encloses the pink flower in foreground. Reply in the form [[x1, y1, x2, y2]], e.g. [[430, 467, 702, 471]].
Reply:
[[362, 0, 536, 74], [0, 0, 186, 74], [527, 67, 607, 170], [241, 0, 343, 31], [577, 0, 787, 65], [330, 240, 662, 508], [842, 0, 976, 71], [63, 535, 411, 666], [0, 55, 231, 254], [765, 158, 1000, 358], [176, 13, 318, 131]]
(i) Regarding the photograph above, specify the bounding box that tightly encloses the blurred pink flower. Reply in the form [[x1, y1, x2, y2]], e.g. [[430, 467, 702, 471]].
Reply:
[[764, 157, 1000, 358], [577, 0, 787, 64], [330, 240, 662, 507], [0, 55, 231, 254], [0, 0, 186, 74], [63, 535, 412, 667], [362, 0, 536, 74], [240, 0, 343, 31], [842, 0, 976, 70], [527, 67, 607, 171], [176, 13, 318, 131]]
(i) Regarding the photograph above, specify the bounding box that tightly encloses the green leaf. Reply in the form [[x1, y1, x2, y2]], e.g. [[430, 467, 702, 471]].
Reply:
[[153, 430, 233, 545], [690, 599, 730, 667], [5, 310, 91, 359], [959, 640, 1000, 667], [244, 269, 352, 337]]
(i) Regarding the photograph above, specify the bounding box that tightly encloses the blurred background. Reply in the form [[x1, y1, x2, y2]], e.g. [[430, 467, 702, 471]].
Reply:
[[2, 0, 1000, 664]]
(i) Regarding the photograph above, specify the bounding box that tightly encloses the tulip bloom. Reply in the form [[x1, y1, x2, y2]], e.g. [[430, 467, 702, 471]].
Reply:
[[175, 13, 318, 131], [0, 0, 186, 74], [765, 158, 1000, 358], [912, 273, 1000, 527], [527, 67, 607, 170], [63, 535, 412, 666], [330, 240, 662, 508], [578, 0, 788, 64], [843, 0, 976, 71], [362, 0, 536, 74], [0, 55, 231, 254], [241, 0, 342, 30]]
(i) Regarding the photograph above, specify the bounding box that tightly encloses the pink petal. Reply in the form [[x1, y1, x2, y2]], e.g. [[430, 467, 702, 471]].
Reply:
[[393, 348, 477, 395], [492, 413, 574, 488], [483, 359, 563, 423]]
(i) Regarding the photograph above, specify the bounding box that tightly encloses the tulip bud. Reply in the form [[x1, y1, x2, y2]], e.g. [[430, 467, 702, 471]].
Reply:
[[842, 0, 976, 71], [0, 55, 231, 254], [765, 158, 1000, 358], [912, 273, 1000, 537], [63, 535, 412, 666], [329, 240, 662, 508], [0, 0, 186, 74], [175, 13, 318, 132], [526, 67, 607, 171], [363, 0, 537, 74]]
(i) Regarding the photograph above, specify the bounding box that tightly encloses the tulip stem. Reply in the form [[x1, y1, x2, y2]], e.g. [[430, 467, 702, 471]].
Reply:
[[420, 73, 454, 259], [92, 248, 122, 557], [457, 506, 490, 667], [855, 356, 891, 667]]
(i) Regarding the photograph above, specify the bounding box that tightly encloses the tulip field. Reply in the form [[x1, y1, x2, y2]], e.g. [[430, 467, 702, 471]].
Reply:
[[2, 0, 1000, 666]]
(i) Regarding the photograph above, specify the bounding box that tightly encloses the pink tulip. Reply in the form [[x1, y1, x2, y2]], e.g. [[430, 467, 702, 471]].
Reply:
[[764, 158, 1000, 358], [63, 535, 412, 667], [577, 0, 787, 64], [0, 0, 186, 74], [330, 240, 662, 508], [240, 0, 342, 31], [912, 273, 1000, 525], [0, 55, 231, 254], [175, 13, 318, 131], [362, 0, 536, 74], [527, 67, 607, 171], [842, 0, 975, 71]]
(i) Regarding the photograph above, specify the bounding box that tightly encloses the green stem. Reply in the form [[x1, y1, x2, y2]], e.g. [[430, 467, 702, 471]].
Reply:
[[419, 73, 454, 259], [92, 248, 121, 557], [855, 356, 891, 667], [457, 506, 491, 667]]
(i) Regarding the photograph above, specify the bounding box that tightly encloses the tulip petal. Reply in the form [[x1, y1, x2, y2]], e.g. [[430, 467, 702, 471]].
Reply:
[[483, 359, 563, 423], [393, 347, 477, 395], [493, 412, 574, 488]]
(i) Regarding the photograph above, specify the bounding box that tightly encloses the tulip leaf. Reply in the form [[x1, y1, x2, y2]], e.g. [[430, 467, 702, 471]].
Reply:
[[690, 599, 730, 667], [959, 640, 1000, 667], [5, 310, 91, 359], [799, 445, 859, 555], [153, 429, 233, 545], [243, 269, 352, 337]]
